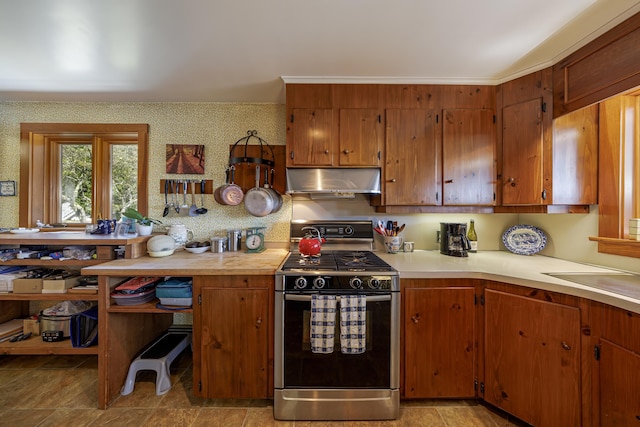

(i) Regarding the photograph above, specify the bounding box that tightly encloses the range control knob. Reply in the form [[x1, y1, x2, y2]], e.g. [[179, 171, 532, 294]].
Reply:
[[349, 277, 363, 289], [313, 277, 326, 289], [344, 225, 354, 235], [368, 278, 381, 289], [294, 277, 308, 289]]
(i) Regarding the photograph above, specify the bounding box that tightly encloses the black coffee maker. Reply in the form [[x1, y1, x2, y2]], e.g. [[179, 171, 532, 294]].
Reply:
[[440, 223, 471, 257]]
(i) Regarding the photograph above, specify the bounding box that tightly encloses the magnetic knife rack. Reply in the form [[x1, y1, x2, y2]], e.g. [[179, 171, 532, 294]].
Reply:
[[158, 179, 213, 194]]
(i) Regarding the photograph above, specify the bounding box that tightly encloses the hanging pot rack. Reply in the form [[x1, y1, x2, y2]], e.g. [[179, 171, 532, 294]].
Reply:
[[229, 130, 275, 167]]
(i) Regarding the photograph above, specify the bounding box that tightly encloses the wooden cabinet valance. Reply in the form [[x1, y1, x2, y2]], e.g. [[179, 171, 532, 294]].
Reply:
[[553, 11, 640, 117]]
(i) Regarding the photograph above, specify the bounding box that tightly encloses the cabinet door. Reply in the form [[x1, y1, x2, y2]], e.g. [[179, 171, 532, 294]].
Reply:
[[552, 104, 598, 205], [598, 339, 640, 426], [287, 108, 334, 166], [502, 98, 544, 205], [404, 287, 476, 398], [484, 289, 581, 427], [199, 287, 269, 398], [338, 109, 382, 166], [385, 109, 441, 205], [443, 109, 496, 205]]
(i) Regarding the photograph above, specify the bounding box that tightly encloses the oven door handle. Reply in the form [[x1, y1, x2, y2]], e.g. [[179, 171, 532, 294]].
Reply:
[[284, 294, 391, 302]]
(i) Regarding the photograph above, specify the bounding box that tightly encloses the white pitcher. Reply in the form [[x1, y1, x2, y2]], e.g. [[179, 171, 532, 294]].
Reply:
[[167, 223, 193, 250]]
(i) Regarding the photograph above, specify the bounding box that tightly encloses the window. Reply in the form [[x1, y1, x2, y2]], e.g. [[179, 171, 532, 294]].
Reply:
[[593, 90, 640, 257], [19, 123, 148, 228]]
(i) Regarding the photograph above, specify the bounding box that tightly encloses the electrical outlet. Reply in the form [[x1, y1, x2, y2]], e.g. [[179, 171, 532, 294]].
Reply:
[[436, 230, 441, 243]]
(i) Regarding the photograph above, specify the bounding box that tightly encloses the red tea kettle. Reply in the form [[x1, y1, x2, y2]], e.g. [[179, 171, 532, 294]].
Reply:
[[298, 226, 326, 257]]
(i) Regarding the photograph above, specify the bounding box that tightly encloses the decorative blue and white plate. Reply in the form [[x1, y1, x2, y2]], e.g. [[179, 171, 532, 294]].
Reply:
[[502, 224, 547, 255]]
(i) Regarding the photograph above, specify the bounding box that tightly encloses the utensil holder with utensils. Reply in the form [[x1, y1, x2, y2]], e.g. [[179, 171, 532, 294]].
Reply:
[[158, 179, 212, 217]]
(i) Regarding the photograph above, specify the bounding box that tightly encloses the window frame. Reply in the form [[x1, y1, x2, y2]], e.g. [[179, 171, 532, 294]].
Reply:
[[591, 91, 640, 257], [19, 123, 149, 228]]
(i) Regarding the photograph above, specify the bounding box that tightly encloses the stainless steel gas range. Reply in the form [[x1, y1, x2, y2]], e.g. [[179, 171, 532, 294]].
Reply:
[[274, 220, 400, 421]]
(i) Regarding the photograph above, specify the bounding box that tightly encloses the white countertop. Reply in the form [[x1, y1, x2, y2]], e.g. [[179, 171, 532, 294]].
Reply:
[[376, 250, 640, 314]]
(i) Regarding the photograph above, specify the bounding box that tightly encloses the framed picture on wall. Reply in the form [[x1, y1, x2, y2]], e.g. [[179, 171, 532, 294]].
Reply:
[[0, 181, 16, 196], [166, 144, 205, 174]]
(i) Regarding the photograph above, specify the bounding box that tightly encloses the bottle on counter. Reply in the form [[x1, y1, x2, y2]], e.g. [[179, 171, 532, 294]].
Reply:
[[467, 219, 478, 253]]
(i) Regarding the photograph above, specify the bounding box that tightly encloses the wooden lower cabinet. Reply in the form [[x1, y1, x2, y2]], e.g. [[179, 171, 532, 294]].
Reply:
[[400, 278, 640, 427], [484, 288, 582, 427], [598, 340, 640, 426], [193, 275, 273, 399], [403, 280, 476, 398], [593, 303, 640, 426]]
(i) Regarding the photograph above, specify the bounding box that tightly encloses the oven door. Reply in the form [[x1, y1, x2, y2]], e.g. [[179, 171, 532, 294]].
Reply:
[[274, 291, 399, 389]]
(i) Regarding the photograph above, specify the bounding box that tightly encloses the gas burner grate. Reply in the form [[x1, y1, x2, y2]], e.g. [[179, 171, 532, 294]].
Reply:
[[280, 250, 396, 273], [281, 252, 337, 271], [298, 255, 321, 264], [340, 252, 375, 267], [333, 251, 394, 272]]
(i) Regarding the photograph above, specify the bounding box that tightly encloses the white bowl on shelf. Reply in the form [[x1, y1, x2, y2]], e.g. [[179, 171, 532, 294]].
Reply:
[[147, 235, 176, 257], [148, 249, 175, 257], [185, 245, 210, 254]]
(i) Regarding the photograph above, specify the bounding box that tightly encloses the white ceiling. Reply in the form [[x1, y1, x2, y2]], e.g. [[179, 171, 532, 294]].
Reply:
[[1, 0, 639, 104]]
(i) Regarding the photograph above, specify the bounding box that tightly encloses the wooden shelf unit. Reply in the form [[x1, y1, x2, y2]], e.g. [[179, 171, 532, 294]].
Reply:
[[108, 298, 192, 314], [98, 274, 178, 408], [0, 336, 99, 355], [0, 293, 98, 302], [0, 233, 152, 364]]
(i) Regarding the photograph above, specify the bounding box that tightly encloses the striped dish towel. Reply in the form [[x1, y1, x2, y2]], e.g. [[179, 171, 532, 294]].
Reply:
[[340, 295, 366, 354], [310, 294, 337, 354]]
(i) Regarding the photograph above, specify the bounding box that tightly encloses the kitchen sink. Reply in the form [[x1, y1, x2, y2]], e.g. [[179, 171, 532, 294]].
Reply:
[[544, 272, 640, 299]]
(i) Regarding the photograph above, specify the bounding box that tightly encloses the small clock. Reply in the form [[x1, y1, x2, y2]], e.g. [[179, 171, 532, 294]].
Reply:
[[0, 181, 16, 197], [245, 227, 266, 253]]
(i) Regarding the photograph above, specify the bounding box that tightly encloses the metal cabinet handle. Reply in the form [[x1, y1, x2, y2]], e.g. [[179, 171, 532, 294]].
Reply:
[[343, 149, 350, 154], [324, 149, 329, 154], [388, 178, 396, 183], [411, 314, 420, 324], [561, 341, 571, 351]]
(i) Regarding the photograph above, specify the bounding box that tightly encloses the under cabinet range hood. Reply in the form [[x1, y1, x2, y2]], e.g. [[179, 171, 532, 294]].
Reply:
[[286, 168, 381, 196]]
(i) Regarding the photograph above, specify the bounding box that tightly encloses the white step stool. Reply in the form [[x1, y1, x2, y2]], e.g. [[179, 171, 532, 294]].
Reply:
[[121, 332, 191, 396]]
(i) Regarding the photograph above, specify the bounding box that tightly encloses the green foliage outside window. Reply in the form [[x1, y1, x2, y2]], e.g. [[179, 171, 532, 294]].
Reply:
[[61, 143, 138, 223]]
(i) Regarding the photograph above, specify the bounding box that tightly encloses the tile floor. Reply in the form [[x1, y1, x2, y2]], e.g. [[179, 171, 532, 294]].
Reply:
[[0, 351, 528, 427]]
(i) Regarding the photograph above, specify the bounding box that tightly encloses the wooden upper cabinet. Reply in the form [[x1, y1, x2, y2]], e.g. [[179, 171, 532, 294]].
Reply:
[[552, 104, 598, 205], [381, 85, 496, 208], [382, 85, 443, 109], [441, 85, 495, 110], [443, 109, 496, 205], [286, 83, 506, 210], [498, 69, 552, 207], [286, 84, 335, 166], [497, 68, 553, 209], [286, 84, 382, 167], [338, 108, 382, 166], [553, 12, 640, 117], [288, 108, 334, 166], [334, 84, 383, 167], [499, 68, 598, 209], [501, 98, 545, 205], [385, 109, 441, 205], [286, 83, 332, 109]]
